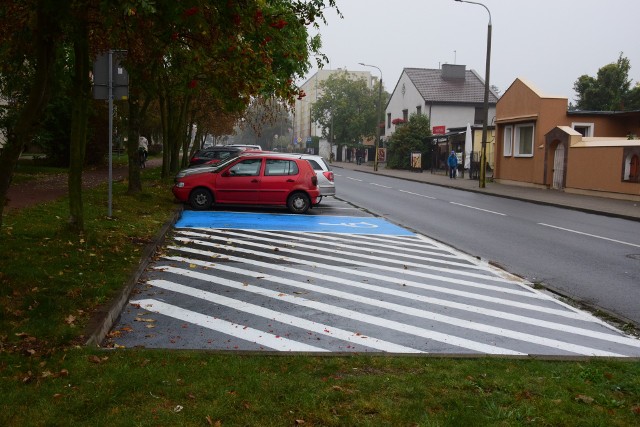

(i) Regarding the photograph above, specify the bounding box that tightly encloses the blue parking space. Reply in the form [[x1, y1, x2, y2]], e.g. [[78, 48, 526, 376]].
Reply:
[[175, 211, 414, 236]]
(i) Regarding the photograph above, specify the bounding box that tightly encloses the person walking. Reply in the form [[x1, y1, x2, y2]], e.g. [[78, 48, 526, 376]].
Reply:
[[447, 150, 458, 179]]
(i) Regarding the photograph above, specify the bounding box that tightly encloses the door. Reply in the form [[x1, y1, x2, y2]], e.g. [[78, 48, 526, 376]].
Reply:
[[552, 144, 565, 190], [259, 159, 300, 205], [215, 158, 262, 204], [631, 154, 639, 181]]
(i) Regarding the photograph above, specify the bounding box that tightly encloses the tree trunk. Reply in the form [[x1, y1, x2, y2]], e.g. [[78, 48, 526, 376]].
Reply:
[[0, 3, 58, 229], [67, 9, 90, 233]]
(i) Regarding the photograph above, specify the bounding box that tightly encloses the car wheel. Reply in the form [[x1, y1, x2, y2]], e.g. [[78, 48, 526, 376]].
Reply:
[[189, 188, 213, 210], [287, 192, 310, 214]]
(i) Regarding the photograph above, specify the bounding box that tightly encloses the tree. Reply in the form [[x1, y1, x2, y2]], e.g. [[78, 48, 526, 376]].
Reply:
[[235, 98, 291, 150], [573, 53, 640, 111], [386, 113, 432, 170], [0, 1, 63, 229], [311, 70, 388, 147]]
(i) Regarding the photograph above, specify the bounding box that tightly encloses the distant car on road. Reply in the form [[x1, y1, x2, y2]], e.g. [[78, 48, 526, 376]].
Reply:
[[173, 152, 320, 214], [225, 144, 262, 151]]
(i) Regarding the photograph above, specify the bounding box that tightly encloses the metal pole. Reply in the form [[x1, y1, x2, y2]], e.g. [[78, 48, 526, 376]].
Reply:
[[108, 50, 113, 217], [454, 0, 492, 188], [359, 63, 382, 171]]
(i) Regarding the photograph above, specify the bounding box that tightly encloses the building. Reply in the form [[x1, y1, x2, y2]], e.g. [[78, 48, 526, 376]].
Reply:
[[495, 78, 640, 200], [293, 69, 373, 155], [385, 64, 498, 136]]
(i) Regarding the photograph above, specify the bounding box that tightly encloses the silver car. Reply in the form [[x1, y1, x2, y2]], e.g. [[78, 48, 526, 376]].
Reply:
[[300, 154, 335, 203]]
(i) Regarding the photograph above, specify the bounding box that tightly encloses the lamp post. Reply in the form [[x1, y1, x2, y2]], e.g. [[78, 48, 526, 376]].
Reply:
[[454, 0, 491, 188], [359, 62, 382, 172]]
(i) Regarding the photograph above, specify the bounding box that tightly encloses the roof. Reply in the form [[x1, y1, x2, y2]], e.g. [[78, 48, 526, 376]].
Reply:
[[404, 67, 499, 104], [571, 137, 640, 148]]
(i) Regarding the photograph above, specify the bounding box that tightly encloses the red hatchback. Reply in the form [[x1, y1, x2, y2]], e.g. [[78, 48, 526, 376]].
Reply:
[[173, 153, 320, 214]]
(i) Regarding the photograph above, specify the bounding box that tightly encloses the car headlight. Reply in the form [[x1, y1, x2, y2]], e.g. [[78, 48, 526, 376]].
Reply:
[[175, 182, 185, 188]]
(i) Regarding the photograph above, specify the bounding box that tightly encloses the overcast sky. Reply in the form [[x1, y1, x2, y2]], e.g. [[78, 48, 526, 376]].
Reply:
[[303, 0, 640, 102]]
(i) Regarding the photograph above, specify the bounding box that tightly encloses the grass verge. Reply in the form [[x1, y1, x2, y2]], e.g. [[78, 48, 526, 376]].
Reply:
[[1, 167, 639, 426]]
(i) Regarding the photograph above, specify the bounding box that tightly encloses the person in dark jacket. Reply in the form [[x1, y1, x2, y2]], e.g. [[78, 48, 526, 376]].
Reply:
[[447, 150, 458, 179]]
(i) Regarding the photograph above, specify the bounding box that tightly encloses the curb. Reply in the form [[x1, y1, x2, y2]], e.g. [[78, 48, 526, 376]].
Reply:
[[84, 206, 183, 347]]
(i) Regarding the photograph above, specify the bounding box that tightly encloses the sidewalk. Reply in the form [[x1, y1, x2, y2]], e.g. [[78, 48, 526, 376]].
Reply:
[[333, 161, 640, 221]]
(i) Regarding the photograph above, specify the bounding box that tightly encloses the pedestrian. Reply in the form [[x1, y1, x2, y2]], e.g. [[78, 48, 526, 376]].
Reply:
[[447, 150, 458, 179], [356, 149, 363, 165]]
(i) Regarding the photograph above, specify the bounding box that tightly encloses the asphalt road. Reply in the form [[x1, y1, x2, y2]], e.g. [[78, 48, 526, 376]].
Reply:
[[335, 168, 640, 327]]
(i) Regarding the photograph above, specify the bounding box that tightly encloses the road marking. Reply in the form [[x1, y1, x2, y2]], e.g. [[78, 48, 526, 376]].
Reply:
[[163, 255, 640, 347], [139, 284, 423, 353], [147, 273, 524, 355], [399, 189, 437, 199], [347, 177, 363, 182], [132, 299, 329, 352], [176, 231, 523, 287], [450, 202, 507, 216], [538, 223, 640, 249], [317, 221, 379, 228], [370, 183, 392, 188]]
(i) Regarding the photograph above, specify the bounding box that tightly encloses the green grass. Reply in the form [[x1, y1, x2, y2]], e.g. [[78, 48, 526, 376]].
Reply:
[[1, 165, 640, 426]]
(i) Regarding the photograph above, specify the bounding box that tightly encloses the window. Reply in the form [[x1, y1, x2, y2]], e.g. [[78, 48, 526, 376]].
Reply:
[[474, 107, 484, 125], [264, 159, 299, 176], [229, 159, 262, 176], [572, 122, 594, 137], [387, 113, 391, 129], [503, 125, 513, 157], [402, 109, 408, 122], [514, 124, 534, 157], [416, 105, 421, 116]]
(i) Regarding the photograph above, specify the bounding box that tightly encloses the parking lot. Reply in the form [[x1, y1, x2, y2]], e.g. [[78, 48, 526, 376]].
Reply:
[[107, 199, 640, 356]]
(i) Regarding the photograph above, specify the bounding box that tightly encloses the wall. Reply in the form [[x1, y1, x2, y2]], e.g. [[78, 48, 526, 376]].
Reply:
[[567, 146, 640, 197]]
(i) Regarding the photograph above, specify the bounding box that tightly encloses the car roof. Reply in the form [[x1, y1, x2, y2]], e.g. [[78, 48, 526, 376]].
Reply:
[[198, 146, 243, 152]]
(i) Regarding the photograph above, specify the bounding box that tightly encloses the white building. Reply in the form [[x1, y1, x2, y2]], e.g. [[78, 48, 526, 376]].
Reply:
[[385, 64, 498, 137]]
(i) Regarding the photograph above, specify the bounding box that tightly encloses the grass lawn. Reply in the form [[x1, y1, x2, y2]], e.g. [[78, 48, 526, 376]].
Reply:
[[1, 166, 639, 426]]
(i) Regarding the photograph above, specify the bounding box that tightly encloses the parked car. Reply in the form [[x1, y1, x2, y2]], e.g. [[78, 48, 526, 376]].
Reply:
[[188, 146, 244, 167], [173, 153, 319, 214], [299, 154, 335, 203], [225, 144, 262, 151]]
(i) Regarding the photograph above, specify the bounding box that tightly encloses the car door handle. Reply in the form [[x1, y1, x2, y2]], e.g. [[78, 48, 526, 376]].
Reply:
[[286, 179, 295, 182], [251, 179, 259, 183]]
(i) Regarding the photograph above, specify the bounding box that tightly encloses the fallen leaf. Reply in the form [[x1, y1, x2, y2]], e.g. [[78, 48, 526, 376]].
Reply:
[[295, 420, 305, 425], [65, 315, 76, 325], [575, 394, 594, 404]]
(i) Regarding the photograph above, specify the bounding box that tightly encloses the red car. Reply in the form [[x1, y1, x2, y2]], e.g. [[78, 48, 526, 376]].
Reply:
[[173, 153, 320, 214]]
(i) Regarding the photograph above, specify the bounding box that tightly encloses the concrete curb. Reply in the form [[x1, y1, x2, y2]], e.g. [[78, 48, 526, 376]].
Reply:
[[84, 206, 183, 347]]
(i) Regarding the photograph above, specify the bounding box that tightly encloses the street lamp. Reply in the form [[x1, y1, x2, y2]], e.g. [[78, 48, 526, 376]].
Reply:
[[359, 62, 382, 172], [454, 0, 492, 188]]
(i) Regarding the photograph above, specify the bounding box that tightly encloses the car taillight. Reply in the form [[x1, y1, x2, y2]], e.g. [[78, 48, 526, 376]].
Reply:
[[323, 171, 334, 182], [311, 175, 318, 186]]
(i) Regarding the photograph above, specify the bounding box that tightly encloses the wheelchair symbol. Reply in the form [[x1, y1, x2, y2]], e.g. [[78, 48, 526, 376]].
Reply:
[[318, 221, 379, 228]]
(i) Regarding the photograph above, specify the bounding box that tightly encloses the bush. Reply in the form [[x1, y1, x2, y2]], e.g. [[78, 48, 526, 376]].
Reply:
[[386, 113, 432, 169]]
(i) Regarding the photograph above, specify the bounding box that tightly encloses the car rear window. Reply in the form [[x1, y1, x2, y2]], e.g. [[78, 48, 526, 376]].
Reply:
[[264, 159, 299, 176]]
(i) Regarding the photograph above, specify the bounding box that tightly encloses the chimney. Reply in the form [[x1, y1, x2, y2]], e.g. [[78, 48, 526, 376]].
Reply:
[[442, 64, 466, 80]]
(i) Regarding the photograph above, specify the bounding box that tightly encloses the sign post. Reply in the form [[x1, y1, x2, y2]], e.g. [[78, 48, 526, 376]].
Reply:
[[93, 50, 128, 217]]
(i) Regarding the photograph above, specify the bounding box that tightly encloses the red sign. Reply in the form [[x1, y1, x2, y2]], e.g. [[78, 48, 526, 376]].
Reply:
[[432, 126, 446, 135]]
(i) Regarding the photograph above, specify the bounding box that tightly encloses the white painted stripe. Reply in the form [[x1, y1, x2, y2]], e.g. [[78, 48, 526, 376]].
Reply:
[[147, 276, 524, 355], [176, 231, 519, 288], [140, 284, 422, 354], [370, 183, 392, 188], [225, 229, 482, 270], [347, 177, 363, 182], [399, 189, 437, 199], [132, 299, 329, 352], [170, 242, 549, 308], [164, 255, 629, 330], [161, 265, 633, 357], [538, 223, 640, 249], [449, 202, 507, 216]]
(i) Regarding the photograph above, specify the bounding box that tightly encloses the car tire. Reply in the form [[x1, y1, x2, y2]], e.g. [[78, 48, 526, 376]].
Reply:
[[189, 188, 213, 210], [287, 192, 311, 214]]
